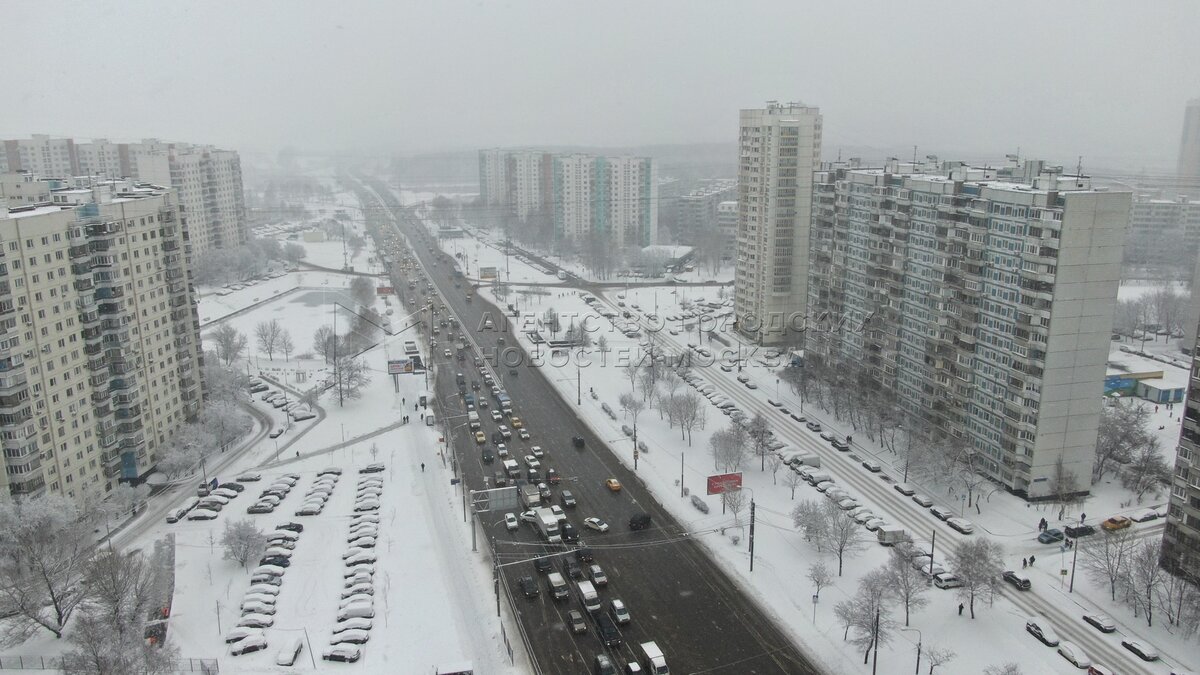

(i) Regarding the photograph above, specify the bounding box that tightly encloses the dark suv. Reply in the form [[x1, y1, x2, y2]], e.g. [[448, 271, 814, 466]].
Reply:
[[563, 558, 583, 579], [1064, 524, 1096, 538], [518, 576, 539, 598], [595, 613, 623, 647]]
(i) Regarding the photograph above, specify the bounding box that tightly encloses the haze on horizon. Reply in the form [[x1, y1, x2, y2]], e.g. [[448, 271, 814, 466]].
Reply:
[[5, 0, 1199, 169]]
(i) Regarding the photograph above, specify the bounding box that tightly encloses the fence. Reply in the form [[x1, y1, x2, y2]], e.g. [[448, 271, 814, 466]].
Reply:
[[0, 656, 218, 672]]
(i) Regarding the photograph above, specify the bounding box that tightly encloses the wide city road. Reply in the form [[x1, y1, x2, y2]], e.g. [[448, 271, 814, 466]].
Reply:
[[356, 176, 822, 675]]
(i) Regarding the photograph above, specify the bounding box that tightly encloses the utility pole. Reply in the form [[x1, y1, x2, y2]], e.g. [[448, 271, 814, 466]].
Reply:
[[632, 420, 639, 471], [1069, 537, 1080, 592], [576, 360, 581, 406], [749, 498, 756, 572], [680, 452, 685, 498], [871, 606, 881, 675]]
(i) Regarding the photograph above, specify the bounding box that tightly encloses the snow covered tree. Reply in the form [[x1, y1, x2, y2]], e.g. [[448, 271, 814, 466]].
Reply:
[[200, 400, 254, 451], [80, 548, 167, 645], [618, 393, 644, 439], [282, 242, 307, 263], [221, 519, 268, 568], [201, 360, 247, 404], [747, 413, 772, 470], [623, 362, 640, 394], [835, 568, 896, 665], [0, 494, 91, 642], [948, 537, 1004, 619], [1094, 399, 1154, 481], [767, 453, 783, 484], [793, 499, 866, 575], [350, 276, 375, 308], [783, 470, 804, 499], [102, 483, 151, 524], [1121, 439, 1170, 502], [331, 354, 372, 405], [210, 323, 247, 366], [808, 562, 832, 600], [1123, 538, 1166, 626], [255, 319, 284, 360], [886, 544, 930, 626], [313, 325, 338, 363], [62, 609, 180, 675], [158, 423, 217, 479], [722, 488, 747, 525]]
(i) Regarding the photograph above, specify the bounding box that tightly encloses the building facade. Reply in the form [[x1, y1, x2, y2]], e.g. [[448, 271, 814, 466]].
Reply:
[[716, 200, 738, 261], [807, 160, 1129, 499], [734, 102, 822, 345], [1124, 195, 1200, 271], [1179, 98, 1200, 189], [0, 182, 203, 506], [676, 180, 737, 245], [1164, 321, 1200, 576], [478, 149, 657, 249], [3, 136, 247, 255]]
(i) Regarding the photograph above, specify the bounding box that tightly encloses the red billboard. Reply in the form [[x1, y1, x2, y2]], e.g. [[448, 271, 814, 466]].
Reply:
[[376, 286, 395, 296], [706, 472, 742, 495]]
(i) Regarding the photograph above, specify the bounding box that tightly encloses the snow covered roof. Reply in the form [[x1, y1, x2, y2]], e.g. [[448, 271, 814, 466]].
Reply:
[[641, 245, 694, 260]]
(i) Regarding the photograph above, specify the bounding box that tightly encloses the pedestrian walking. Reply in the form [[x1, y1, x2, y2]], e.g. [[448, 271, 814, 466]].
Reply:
[[958, 603, 964, 616], [403, 397, 406, 405], [1156, 405, 1159, 413], [1080, 513, 1086, 523], [1022, 558, 1027, 569], [421, 463, 425, 472], [1029, 555, 1036, 566]]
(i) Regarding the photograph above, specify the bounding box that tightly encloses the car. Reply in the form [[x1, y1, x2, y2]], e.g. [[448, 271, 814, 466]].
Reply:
[[353, 501, 379, 513], [351, 514, 379, 525], [893, 483, 916, 496], [247, 503, 275, 514], [344, 551, 377, 566], [318, 467, 342, 477], [1064, 524, 1096, 538], [560, 490, 577, 507], [230, 634, 269, 656], [1057, 641, 1092, 669], [333, 617, 373, 634], [498, 425, 512, 439], [322, 646, 361, 662], [238, 613, 275, 629], [588, 564, 608, 586], [247, 584, 281, 597], [806, 421, 822, 432], [563, 558, 583, 579], [348, 536, 376, 549], [341, 584, 374, 599], [572, 436, 585, 448], [338, 594, 374, 609], [505, 513, 519, 531], [605, 478, 621, 492], [1120, 639, 1159, 661], [546, 468, 560, 484], [1082, 613, 1116, 633], [1038, 528, 1065, 544], [583, 517, 609, 532], [519, 510, 538, 524], [481, 448, 494, 464], [224, 626, 265, 644], [1101, 516, 1132, 532], [518, 429, 531, 440], [1026, 617, 1060, 646], [837, 498, 860, 511], [259, 556, 291, 568], [561, 522, 579, 543], [343, 564, 374, 578], [276, 522, 303, 533], [911, 494, 933, 507], [495, 443, 508, 458], [474, 431, 486, 444], [567, 609, 587, 634], [611, 598, 631, 624], [359, 463, 385, 474], [518, 576, 539, 598], [929, 505, 954, 521], [861, 460, 881, 472], [549, 505, 566, 522], [295, 505, 322, 516], [236, 473, 262, 482], [1003, 570, 1032, 590], [946, 518, 974, 534], [932, 572, 962, 589], [814, 481, 836, 493], [530, 445, 545, 458], [269, 428, 285, 439], [240, 600, 277, 616], [331, 629, 370, 645], [490, 410, 503, 422]]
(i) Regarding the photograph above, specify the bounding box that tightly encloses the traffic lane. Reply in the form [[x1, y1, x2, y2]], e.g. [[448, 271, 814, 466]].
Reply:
[[389, 209, 820, 673]]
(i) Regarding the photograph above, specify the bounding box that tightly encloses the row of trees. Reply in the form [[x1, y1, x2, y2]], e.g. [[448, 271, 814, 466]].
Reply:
[[156, 362, 255, 480], [617, 355, 707, 445], [191, 237, 306, 286], [1079, 529, 1200, 632]]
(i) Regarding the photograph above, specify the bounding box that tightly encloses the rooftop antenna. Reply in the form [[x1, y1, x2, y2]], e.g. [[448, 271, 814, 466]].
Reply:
[[1076, 156, 1083, 177]]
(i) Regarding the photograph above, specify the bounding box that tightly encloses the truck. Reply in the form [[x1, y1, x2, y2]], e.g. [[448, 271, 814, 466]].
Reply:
[[876, 525, 911, 546], [534, 507, 561, 543], [468, 411, 480, 430], [576, 580, 601, 612], [502, 459, 520, 478], [496, 393, 513, 413], [520, 484, 542, 509], [638, 641, 669, 674]]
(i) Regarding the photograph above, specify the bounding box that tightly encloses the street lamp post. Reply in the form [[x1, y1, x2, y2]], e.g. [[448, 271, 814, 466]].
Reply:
[[900, 627, 921, 675]]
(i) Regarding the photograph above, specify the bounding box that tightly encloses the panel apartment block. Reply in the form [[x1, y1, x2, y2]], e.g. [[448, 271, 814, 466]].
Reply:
[[807, 160, 1129, 499], [0, 184, 203, 506], [734, 102, 822, 345]]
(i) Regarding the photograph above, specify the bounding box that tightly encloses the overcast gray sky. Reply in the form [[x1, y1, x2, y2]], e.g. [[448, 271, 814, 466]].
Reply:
[[5, 0, 1198, 169]]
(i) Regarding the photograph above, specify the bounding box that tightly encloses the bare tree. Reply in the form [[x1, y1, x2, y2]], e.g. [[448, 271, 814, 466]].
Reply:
[[1095, 399, 1154, 481], [618, 393, 645, 437], [924, 646, 957, 675], [747, 413, 772, 470], [331, 354, 372, 405], [1154, 567, 1200, 631], [677, 391, 704, 445], [1150, 282, 1185, 338], [313, 325, 338, 363], [808, 562, 833, 600], [792, 499, 867, 576], [887, 545, 930, 626], [255, 319, 284, 360], [62, 610, 180, 675], [948, 538, 1004, 619], [200, 400, 254, 451], [1123, 538, 1166, 627], [210, 323, 247, 366], [1122, 439, 1170, 502], [279, 330, 294, 361], [637, 368, 656, 402], [835, 568, 896, 664], [623, 362, 640, 393], [0, 494, 91, 642], [81, 548, 167, 645], [722, 488, 748, 525], [767, 453, 784, 484], [784, 470, 805, 499], [221, 519, 268, 568], [1111, 298, 1142, 339], [350, 276, 375, 308], [1080, 527, 1134, 601]]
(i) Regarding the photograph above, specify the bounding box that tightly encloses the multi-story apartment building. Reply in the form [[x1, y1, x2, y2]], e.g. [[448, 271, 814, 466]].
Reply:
[[717, 200, 738, 261], [0, 180, 203, 506], [1179, 98, 1200, 189], [734, 102, 822, 345], [3, 136, 247, 255], [676, 179, 737, 245], [807, 159, 1129, 499], [477, 149, 657, 248], [1164, 322, 1200, 576], [1, 173, 52, 207], [1, 135, 80, 178], [1124, 194, 1200, 270]]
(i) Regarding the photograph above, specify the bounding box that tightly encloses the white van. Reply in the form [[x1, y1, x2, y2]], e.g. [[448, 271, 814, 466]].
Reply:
[[548, 572, 569, 600], [577, 580, 601, 613]]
